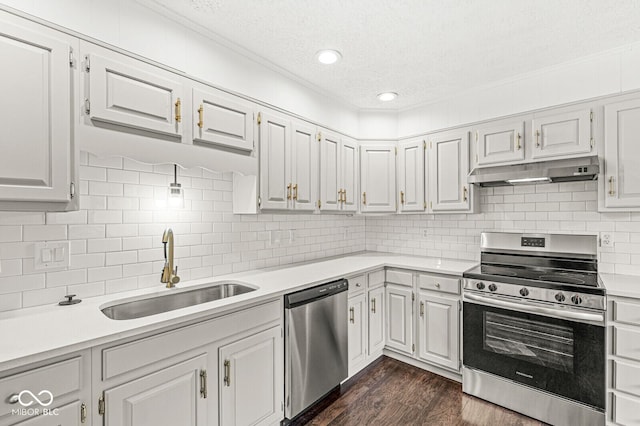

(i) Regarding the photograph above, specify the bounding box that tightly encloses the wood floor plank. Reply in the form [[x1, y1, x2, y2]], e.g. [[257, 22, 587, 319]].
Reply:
[[300, 356, 546, 426]]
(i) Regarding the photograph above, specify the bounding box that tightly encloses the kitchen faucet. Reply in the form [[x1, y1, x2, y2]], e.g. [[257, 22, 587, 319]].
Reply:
[[161, 228, 180, 288]]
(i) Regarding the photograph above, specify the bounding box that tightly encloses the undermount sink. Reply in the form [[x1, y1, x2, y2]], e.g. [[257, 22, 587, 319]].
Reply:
[[101, 282, 257, 320]]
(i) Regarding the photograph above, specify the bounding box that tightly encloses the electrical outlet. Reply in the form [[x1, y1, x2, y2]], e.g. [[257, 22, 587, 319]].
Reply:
[[601, 233, 614, 248], [422, 229, 429, 238]]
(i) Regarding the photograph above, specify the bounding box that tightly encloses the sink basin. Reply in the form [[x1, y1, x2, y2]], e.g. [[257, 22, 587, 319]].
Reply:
[[101, 282, 257, 320]]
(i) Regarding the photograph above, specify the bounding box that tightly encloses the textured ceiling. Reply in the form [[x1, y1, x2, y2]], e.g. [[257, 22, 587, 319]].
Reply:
[[146, 0, 640, 110]]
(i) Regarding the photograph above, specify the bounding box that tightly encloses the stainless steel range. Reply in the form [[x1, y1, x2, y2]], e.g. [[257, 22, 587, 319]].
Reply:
[[462, 232, 605, 426]]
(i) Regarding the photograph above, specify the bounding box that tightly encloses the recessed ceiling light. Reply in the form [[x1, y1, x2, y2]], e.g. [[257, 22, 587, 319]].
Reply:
[[316, 49, 342, 65], [377, 92, 398, 102]]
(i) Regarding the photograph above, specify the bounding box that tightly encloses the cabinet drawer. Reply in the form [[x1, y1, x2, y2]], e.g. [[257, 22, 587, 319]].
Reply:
[[613, 360, 640, 398], [368, 270, 384, 289], [612, 392, 640, 426], [385, 270, 413, 287], [614, 327, 640, 362], [348, 275, 366, 295], [102, 299, 280, 380], [418, 274, 460, 294], [614, 300, 640, 327], [0, 357, 82, 418]]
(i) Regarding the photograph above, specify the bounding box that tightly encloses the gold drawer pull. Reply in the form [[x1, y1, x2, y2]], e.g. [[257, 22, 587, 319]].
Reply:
[[197, 104, 204, 128], [174, 98, 181, 123]]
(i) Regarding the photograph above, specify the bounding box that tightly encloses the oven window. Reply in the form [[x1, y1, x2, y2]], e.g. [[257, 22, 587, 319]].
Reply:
[[483, 311, 574, 373]]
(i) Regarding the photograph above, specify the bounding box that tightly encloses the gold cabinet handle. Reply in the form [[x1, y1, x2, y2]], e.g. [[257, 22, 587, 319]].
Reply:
[[287, 183, 292, 200], [535, 129, 540, 147], [349, 306, 355, 323], [435, 282, 441, 289], [223, 360, 230, 387], [516, 132, 521, 150], [362, 192, 367, 205], [343, 189, 347, 203], [609, 176, 615, 196], [81, 402, 87, 423], [338, 189, 343, 203], [293, 184, 298, 200], [463, 186, 468, 202], [200, 369, 208, 398], [420, 301, 424, 317], [400, 190, 405, 204], [197, 104, 204, 129], [371, 297, 376, 313], [174, 98, 181, 123]]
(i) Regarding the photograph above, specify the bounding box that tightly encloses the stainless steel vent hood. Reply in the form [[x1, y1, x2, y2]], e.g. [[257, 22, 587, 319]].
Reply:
[[468, 156, 599, 187]]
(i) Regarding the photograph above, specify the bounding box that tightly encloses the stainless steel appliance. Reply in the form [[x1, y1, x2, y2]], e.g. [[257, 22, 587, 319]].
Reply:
[[462, 232, 605, 426], [284, 279, 348, 421]]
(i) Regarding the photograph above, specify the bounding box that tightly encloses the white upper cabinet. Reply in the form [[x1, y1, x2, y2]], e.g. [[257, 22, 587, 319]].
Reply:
[[475, 120, 525, 166], [86, 52, 184, 137], [531, 107, 593, 159], [192, 86, 254, 152], [290, 121, 318, 211], [427, 130, 471, 212], [341, 137, 359, 212], [603, 98, 640, 209], [259, 112, 291, 210], [397, 139, 426, 212], [360, 144, 397, 213], [320, 131, 357, 212], [0, 17, 73, 204]]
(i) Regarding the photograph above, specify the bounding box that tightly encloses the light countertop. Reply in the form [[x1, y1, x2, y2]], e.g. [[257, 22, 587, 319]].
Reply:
[[600, 273, 640, 300], [0, 252, 477, 371]]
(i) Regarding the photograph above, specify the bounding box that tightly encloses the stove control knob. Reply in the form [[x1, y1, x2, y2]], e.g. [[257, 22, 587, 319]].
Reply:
[[476, 282, 485, 290], [488, 283, 497, 292], [519, 288, 529, 297], [555, 293, 566, 303], [571, 295, 583, 305]]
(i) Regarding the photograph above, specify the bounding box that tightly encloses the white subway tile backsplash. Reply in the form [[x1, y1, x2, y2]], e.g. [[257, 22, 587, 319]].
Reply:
[[69, 225, 106, 240], [22, 287, 68, 308], [23, 225, 67, 242], [0, 226, 22, 242]]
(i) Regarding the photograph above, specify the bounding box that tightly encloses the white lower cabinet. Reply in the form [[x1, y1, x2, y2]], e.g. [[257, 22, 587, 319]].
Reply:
[[368, 285, 386, 356], [348, 292, 368, 375], [219, 327, 283, 426], [384, 270, 462, 375], [385, 283, 414, 355], [417, 292, 459, 371], [104, 355, 207, 426], [12, 402, 82, 426]]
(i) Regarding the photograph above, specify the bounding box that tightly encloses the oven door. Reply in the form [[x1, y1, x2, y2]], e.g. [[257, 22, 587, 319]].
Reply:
[[463, 292, 605, 410]]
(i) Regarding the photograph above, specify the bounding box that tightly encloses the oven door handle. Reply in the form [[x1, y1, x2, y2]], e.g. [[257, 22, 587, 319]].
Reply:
[[463, 292, 604, 325]]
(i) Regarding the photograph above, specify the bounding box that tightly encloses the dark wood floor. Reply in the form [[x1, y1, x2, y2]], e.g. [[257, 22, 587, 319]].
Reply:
[[296, 356, 546, 426]]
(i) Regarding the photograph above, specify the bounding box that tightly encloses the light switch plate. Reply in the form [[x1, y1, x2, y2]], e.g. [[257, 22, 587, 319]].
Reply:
[[34, 241, 70, 270]]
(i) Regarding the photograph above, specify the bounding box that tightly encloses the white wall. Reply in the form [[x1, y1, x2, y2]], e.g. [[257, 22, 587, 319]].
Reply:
[[0, 0, 360, 136], [0, 153, 365, 312], [357, 110, 398, 140], [398, 41, 640, 137], [366, 183, 640, 276]]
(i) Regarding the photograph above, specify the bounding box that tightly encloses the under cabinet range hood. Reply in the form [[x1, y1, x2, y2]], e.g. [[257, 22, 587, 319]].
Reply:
[[468, 156, 600, 187]]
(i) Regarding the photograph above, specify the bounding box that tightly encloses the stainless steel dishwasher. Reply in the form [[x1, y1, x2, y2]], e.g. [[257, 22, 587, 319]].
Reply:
[[284, 278, 348, 421]]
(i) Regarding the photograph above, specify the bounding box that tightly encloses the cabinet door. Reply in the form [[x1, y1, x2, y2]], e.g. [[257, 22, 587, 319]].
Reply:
[[397, 139, 425, 212], [291, 121, 318, 211], [360, 145, 396, 213], [11, 401, 81, 426], [0, 20, 71, 202], [259, 112, 291, 210], [385, 284, 413, 355], [348, 293, 367, 375], [104, 355, 207, 426], [532, 108, 592, 159], [87, 53, 183, 137], [340, 138, 359, 212], [192, 87, 254, 151], [417, 292, 459, 371], [319, 131, 341, 211], [428, 131, 470, 211], [604, 98, 640, 208], [219, 327, 283, 426], [368, 286, 386, 356], [475, 121, 525, 165]]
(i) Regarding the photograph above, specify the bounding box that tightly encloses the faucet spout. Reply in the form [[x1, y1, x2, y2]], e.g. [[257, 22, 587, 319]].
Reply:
[[161, 228, 180, 288]]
